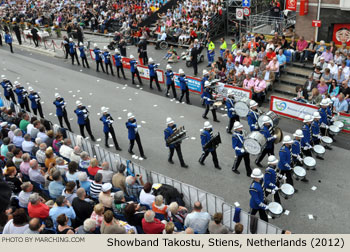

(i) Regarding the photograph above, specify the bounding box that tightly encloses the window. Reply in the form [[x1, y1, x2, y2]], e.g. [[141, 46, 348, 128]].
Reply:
[[340, 0, 350, 10]]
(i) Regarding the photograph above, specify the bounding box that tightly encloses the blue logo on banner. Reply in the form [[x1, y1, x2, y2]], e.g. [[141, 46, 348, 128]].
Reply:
[[242, 0, 251, 7], [174, 75, 202, 93]]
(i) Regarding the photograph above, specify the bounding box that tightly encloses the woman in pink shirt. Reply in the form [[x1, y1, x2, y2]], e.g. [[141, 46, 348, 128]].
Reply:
[[19, 153, 31, 176], [253, 74, 267, 106], [317, 80, 328, 95], [243, 74, 255, 90]]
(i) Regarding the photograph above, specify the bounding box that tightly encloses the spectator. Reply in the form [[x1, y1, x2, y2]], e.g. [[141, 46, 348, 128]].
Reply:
[[56, 213, 75, 234], [27, 193, 49, 219], [243, 74, 255, 90], [72, 188, 93, 228], [125, 175, 145, 199], [321, 47, 334, 63], [184, 201, 211, 234], [78, 172, 91, 194], [70, 146, 82, 163], [2, 208, 29, 234], [139, 182, 155, 209], [262, 66, 275, 89], [97, 162, 113, 183], [296, 36, 309, 62], [168, 202, 188, 226], [266, 48, 276, 62], [12, 148, 23, 169], [124, 203, 145, 227], [268, 57, 280, 76], [309, 88, 323, 105], [75, 218, 97, 234], [18, 182, 33, 208], [234, 223, 244, 234], [66, 161, 81, 182], [45, 148, 56, 169], [48, 170, 65, 199], [99, 183, 114, 211], [1, 137, 10, 156], [13, 129, 24, 148], [79, 151, 91, 170], [56, 157, 68, 175], [62, 181, 77, 204], [4, 166, 22, 194], [317, 57, 327, 73], [20, 153, 31, 176], [334, 68, 345, 85], [28, 160, 45, 185], [152, 195, 168, 218], [112, 191, 128, 215], [101, 210, 126, 234], [49, 196, 76, 228], [328, 80, 340, 99], [208, 212, 229, 234], [37, 126, 48, 143], [333, 93, 349, 113], [45, 130, 55, 148], [252, 74, 267, 106], [59, 139, 73, 160], [22, 134, 35, 153], [142, 210, 165, 234], [24, 218, 45, 234], [302, 38, 317, 63], [321, 68, 333, 85], [90, 203, 105, 228], [90, 173, 103, 199], [277, 49, 286, 72], [8, 124, 17, 142], [334, 51, 343, 66], [52, 133, 63, 153], [317, 80, 329, 95], [19, 113, 30, 132], [36, 143, 47, 164], [30, 120, 41, 139], [31, 137, 42, 156]]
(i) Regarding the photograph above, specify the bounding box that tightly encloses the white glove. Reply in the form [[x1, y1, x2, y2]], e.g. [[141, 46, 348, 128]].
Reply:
[[326, 125, 329, 129], [274, 186, 279, 191], [271, 190, 276, 195], [230, 108, 235, 111], [264, 205, 269, 210], [273, 134, 277, 138], [241, 148, 245, 153], [298, 156, 303, 162], [318, 135, 322, 139], [303, 146, 308, 150]]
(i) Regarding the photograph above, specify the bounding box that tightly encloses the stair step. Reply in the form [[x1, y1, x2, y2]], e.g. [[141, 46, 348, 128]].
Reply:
[[290, 62, 314, 70], [273, 83, 297, 96], [280, 75, 306, 86], [285, 66, 312, 78]]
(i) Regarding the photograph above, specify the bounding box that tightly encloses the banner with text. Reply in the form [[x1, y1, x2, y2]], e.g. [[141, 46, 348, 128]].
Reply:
[[224, 85, 252, 100], [339, 112, 350, 133], [137, 65, 165, 84], [174, 74, 202, 94]]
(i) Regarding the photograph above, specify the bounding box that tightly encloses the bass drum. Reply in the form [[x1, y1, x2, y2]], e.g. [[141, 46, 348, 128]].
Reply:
[[234, 97, 251, 117], [258, 111, 279, 129], [266, 202, 283, 218], [243, 131, 267, 155], [274, 127, 283, 144]]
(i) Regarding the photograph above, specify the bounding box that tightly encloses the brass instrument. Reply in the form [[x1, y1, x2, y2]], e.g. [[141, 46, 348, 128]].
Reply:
[[203, 132, 222, 151], [166, 126, 188, 145]]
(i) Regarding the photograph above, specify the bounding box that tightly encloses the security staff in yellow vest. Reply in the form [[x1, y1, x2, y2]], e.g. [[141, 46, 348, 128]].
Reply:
[[219, 38, 227, 58], [207, 38, 215, 67]]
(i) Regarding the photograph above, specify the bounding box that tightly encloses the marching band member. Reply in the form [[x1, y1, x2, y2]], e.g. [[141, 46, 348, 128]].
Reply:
[[255, 116, 277, 167], [311, 112, 322, 146], [247, 100, 260, 132], [129, 55, 143, 85], [231, 122, 252, 176], [93, 43, 105, 73], [201, 70, 209, 106], [100, 107, 122, 151], [148, 58, 161, 91], [126, 113, 147, 159], [1, 75, 17, 104], [164, 117, 188, 168], [319, 99, 330, 136], [278, 135, 296, 190], [325, 98, 333, 122], [14, 81, 30, 112], [292, 130, 310, 181], [301, 115, 313, 157], [68, 38, 80, 66], [249, 168, 269, 222], [178, 69, 191, 105], [74, 100, 95, 141], [165, 65, 177, 99], [78, 42, 89, 68], [53, 93, 72, 131], [264, 155, 285, 204], [199, 121, 221, 169], [225, 90, 239, 134], [114, 49, 126, 79], [28, 86, 44, 118], [103, 47, 114, 76], [201, 81, 219, 122]]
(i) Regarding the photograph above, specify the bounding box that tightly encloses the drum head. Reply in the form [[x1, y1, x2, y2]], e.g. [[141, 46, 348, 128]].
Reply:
[[294, 166, 306, 177], [280, 183, 294, 196], [329, 125, 340, 133], [274, 127, 283, 144], [268, 202, 283, 215], [321, 136, 333, 144], [258, 116, 273, 129], [244, 138, 262, 155], [334, 121, 344, 128], [313, 145, 325, 154], [303, 157, 316, 167], [235, 102, 250, 117]]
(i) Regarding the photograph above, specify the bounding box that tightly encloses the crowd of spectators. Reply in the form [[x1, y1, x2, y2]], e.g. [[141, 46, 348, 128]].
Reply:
[[0, 104, 245, 234]]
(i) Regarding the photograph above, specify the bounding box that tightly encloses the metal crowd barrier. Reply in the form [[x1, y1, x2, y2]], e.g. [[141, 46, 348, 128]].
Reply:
[[0, 95, 282, 233]]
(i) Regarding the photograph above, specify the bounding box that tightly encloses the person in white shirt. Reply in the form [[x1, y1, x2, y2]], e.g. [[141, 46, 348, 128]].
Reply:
[[36, 143, 47, 164], [22, 134, 35, 153], [59, 139, 73, 160], [37, 126, 48, 142], [243, 62, 254, 75], [70, 146, 82, 164], [139, 182, 155, 208], [328, 61, 338, 76], [28, 160, 46, 185], [184, 201, 211, 234], [18, 182, 34, 208]]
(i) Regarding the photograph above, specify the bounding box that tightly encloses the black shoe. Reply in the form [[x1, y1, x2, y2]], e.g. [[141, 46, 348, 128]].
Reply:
[[202, 116, 208, 119], [325, 146, 333, 150], [255, 161, 263, 168], [150, 87, 153, 89], [198, 160, 204, 166], [226, 130, 232, 134], [215, 165, 222, 170], [91, 137, 96, 141], [158, 89, 162, 92], [181, 164, 189, 168], [128, 150, 135, 155], [232, 169, 240, 174], [186, 102, 192, 105], [124, 77, 127, 80], [316, 156, 324, 160], [141, 155, 147, 159], [247, 173, 252, 177], [294, 188, 299, 193], [116, 147, 122, 151], [105, 144, 110, 148], [168, 159, 174, 164], [301, 178, 309, 182], [214, 119, 220, 123]]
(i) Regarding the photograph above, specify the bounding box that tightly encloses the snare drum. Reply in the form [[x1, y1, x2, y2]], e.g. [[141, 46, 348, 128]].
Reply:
[[243, 131, 267, 155], [266, 202, 283, 218], [234, 97, 251, 117], [303, 156, 316, 170], [213, 101, 223, 109], [312, 145, 325, 158], [258, 111, 279, 129], [333, 121, 344, 130], [293, 166, 306, 179], [329, 125, 340, 136], [321, 136, 333, 147], [280, 183, 295, 199]]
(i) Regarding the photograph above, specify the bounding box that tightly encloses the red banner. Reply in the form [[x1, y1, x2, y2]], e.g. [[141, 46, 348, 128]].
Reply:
[[299, 0, 309, 16], [286, 0, 297, 11], [332, 24, 350, 46]]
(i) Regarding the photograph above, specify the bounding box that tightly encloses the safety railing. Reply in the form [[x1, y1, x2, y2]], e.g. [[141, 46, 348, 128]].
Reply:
[[0, 94, 282, 233]]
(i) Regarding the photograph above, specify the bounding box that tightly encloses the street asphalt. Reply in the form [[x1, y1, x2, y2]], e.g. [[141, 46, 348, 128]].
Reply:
[[1, 36, 350, 234]]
